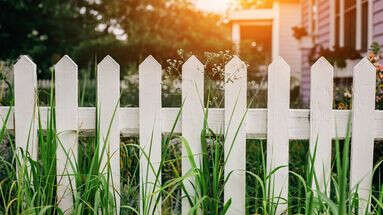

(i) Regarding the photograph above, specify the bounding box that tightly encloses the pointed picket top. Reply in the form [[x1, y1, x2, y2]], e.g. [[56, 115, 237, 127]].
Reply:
[[224, 54, 247, 214], [139, 55, 161, 70], [312, 57, 333, 73], [139, 54, 162, 214], [225, 56, 246, 84], [14, 55, 36, 73], [268, 56, 290, 73], [182, 55, 203, 71], [310, 56, 334, 195], [181, 55, 204, 213], [182, 55, 204, 81], [14, 55, 38, 163], [354, 57, 376, 75], [55, 55, 77, 71], [98, 55, 119, 72], [267, 56, 290, 214], [225, 55, 245, 70], [55, 54, 78, 214], [310, 56, 334, 94], [351, 56, 376, 214], [97, 55, 120, 213]]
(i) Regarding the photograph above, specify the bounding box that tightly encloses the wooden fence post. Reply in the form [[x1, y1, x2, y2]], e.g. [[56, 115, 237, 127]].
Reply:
[[224, 56, 247, 215], [139, 56, 162, 215], [310, 57, 334, 194], [181, 56, 204, 214], [351, 57, 376, 213], [14, 55, 38, 162], [55, 55, 78, 213], [267, 56, 290, 213], [97, 55, 120, 214]]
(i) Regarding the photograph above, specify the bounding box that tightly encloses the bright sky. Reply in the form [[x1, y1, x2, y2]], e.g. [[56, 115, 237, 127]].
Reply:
[[195, 0, 233, 13]]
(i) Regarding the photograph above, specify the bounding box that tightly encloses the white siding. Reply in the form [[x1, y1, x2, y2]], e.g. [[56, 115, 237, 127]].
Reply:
[[279, 2, 302, 78], [317, 0, 331, 48]]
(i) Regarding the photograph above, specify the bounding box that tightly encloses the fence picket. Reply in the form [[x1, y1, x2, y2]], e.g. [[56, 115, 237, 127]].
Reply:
[[267, 56, 290, 213], [139, 56, 162, 215], [55, 56, 78, 213], [14, 55, 38, 161], [181, 56, 204, 213], [350, 57, 376, 213], [310, 57, 334, 194], [97, 55, 121, 214], [224, 56, 247, 215]]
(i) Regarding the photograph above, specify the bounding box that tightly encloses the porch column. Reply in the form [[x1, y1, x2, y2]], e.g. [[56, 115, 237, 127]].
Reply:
[[329, 0, 335, 49], [272, 1, 280, 60], [356, 0, 362, 50], [368, 0, 373, 46], [339, 0, 345, 46], [232, 23, 241, 54]]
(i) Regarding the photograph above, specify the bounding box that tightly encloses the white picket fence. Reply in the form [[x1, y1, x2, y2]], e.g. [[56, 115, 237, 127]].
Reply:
[[0, 54, 379, 214]]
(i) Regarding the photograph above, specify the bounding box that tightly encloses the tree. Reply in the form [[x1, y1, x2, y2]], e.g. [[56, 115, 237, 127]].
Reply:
[[0, 0, 111, 78], [0, 0, 234, 78], [92, 0, 233, 64]]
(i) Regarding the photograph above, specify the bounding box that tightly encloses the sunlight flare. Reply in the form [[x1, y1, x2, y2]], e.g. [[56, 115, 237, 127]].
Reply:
[[195, 0, 233, 12]]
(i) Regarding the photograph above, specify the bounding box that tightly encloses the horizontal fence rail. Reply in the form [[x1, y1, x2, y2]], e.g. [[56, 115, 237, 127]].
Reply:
[[2, 107, 383, 139], [0, 54, 378, 214]]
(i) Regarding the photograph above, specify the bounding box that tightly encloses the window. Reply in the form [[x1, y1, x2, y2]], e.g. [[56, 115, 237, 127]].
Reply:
[[308, 0, 318, 35], [334, 0, 369, 51], [361, 0, 369, 52], [344, 0, 356, 49], [335, 0, 340, 46], [311, 0, 318, 34]]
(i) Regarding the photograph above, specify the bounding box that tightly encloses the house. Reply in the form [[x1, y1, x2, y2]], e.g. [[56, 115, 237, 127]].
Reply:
[[299, 0, 383, 105], [228, 0, 302, 79], [229, 0, 383, 107]]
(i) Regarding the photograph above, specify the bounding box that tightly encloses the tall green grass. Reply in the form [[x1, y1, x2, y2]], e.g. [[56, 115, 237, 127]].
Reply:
[[0, 77, 58, 214], [0, 75, 120, 214], [179, 93, 250, 214]]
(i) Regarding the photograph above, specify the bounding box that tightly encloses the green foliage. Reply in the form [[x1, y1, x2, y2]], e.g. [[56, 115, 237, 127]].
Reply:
[[0, 0, 106, 79], [0, 0, 236, 79], [292, 26, 308, 40], [0, 79, 59, 214], [180, 99, 237, 214]]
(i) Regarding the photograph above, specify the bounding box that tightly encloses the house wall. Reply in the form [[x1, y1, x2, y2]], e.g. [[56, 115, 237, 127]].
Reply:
[[374, 0, 383, 46], [301, 0, 383, 106], [300, 0, 318, 106], [278, 2, 302, 78], [300, 47, 312, 106], [300, 0, 332, 106], [301, 0, 310, 30], [317, 0, 331, 48]]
